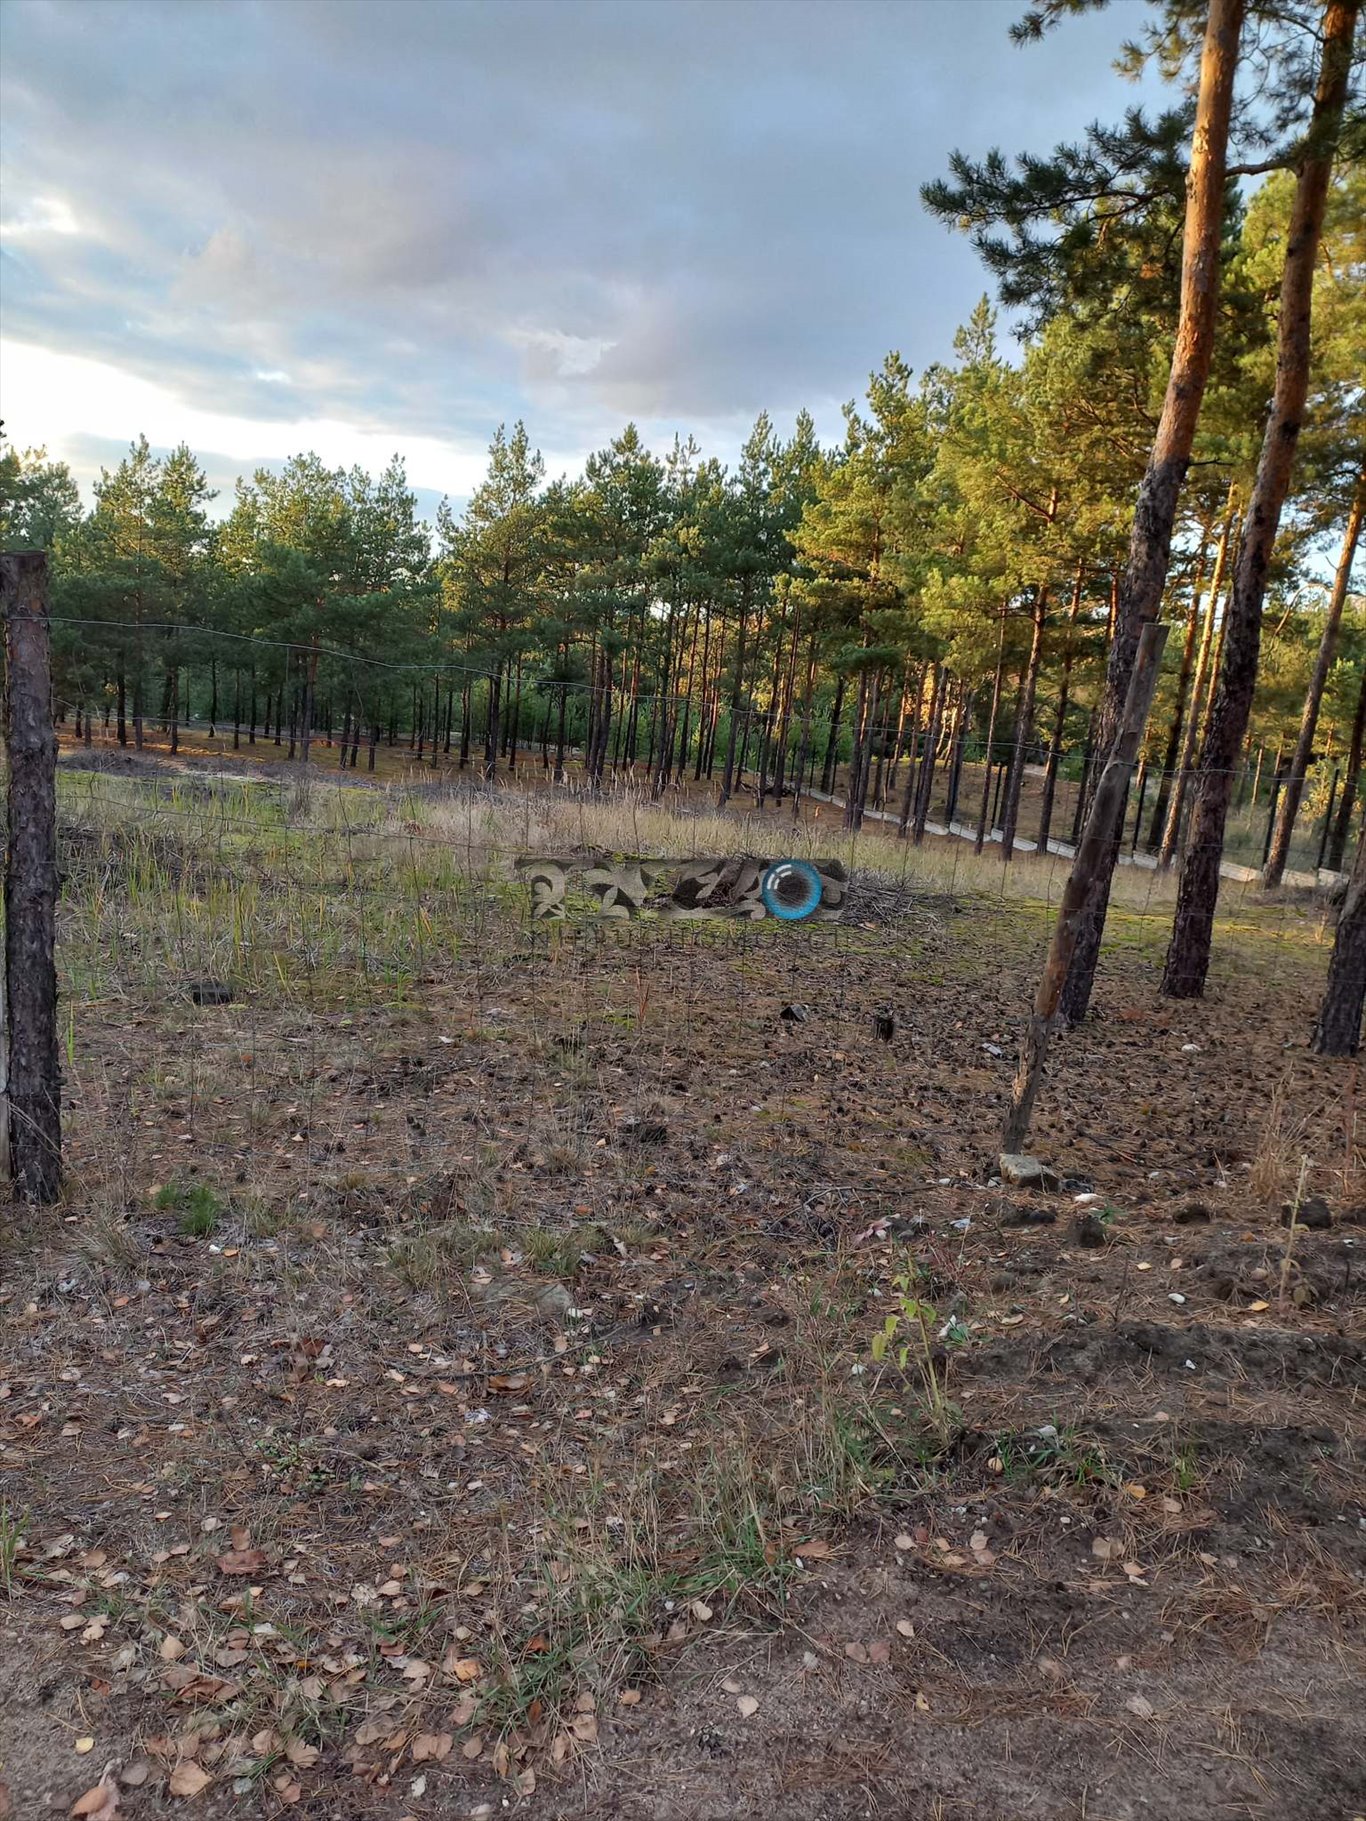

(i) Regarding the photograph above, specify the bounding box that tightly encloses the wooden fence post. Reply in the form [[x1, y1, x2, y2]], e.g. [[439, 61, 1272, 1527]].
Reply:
[[3, 550, 62, 1203], [1002, 621, 1169, 1157]]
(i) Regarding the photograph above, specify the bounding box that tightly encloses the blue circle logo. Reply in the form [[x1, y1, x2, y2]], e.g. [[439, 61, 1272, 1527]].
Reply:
[[761, 859, 824, 921]]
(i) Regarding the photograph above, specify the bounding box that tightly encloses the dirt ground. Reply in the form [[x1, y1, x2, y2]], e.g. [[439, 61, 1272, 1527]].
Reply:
[[1, 761, 1362, 1821]]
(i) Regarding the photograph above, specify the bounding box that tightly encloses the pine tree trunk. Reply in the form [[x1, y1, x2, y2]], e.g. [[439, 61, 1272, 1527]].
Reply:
[[1164, 0, 1358, 998], [555, 681, 568, 782], [1264, 462, 1366, 885], [975, 606, 1008, 854], [1312, 818, 1366, 1055], [946, 685, 973, 827], [897, 666, 927, 836], [590, 649, 612, 789], [1158, 495, 1238, 870], [1159, 489, 1237, 866], [821, 672, 846, 794], [1327, 666, 1366, 871], [791, 636, 819, 825], [1037, 562, 1086, 852], [301, 637, 318, 767], [1069, 718, 1097, 846], [1146, 513, 1215, 847], [484, 665, 502, 782], [845, 670, 871, 830], [1002, 586, 1048, 862], [914, 663, 947, 843], [1058, 0, 1245, 1023], [719, 583, 750, 805], [507, 662, 523, 774], [1004, 624, 1169, 1152]]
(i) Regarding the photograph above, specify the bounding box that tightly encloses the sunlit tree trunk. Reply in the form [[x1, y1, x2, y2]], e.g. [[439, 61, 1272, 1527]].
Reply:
[[975, 601, 1008, 854], [1059, 0, 1245, 1023], [1002, 585, 1048, 862], [1165, 0, 1359, 997], [1146, 512, 1215, 847], [1263, 461, 1365, 885], [1037, 560, 1085, 853], [1159, 487, 1237, 867]]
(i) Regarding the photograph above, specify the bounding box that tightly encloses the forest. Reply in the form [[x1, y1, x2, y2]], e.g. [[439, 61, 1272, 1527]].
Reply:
[[2, 41, 1362, 946]]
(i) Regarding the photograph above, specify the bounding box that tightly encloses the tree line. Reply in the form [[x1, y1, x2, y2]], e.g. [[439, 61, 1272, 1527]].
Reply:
[[0, 0, 1361, 1033]]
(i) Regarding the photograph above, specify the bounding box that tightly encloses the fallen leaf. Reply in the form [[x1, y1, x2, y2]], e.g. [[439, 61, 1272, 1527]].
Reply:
[[618, 1689, 641, 1706], [215, 1549, 266, 1576], [448, 1656, 482, 1683], [844, 1642, 868, 1663], [70, 1777, 119, 1819], [867, 1640, 891, 1665], [168, 1762, 212, 1798], [1125, 1694, 1155, 1721], [118, 1765, 150, 1790], [720, 1677, 742, 1695], [570, 1713, 598, 1742], [284, 1739, 319, 1768], [410, 1733, 452, 1763], [1091, 1537, 1122, 1562], [893, 1533, 915, 1551], [461, 1736, 484, 1760], [895, 1620, 914, 1639], [514, 1768, 536, 1795], [75, 1739, 96, 1755], [159, 1636, 186, 1662], [689, 1599, 713, 1623], [736, 1695, 759, 1718], [792, 1537, 831, 1559]]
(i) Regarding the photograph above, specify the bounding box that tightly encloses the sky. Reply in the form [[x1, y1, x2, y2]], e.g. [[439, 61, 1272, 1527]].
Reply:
[[0, 0, 1168, 521]]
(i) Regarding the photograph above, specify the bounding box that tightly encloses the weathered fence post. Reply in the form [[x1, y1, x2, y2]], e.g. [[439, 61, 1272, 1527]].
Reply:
[[3, 550, 62, 1203], [1002, 621, 1169, 1157]]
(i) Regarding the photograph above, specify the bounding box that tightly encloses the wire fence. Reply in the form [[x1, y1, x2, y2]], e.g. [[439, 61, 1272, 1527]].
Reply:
[[38, 614, 1357, 889], [3, 597, 1353, 1214]]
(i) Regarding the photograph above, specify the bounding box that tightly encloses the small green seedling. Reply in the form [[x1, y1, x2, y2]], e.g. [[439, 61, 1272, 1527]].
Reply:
[[870, 1260, 967, 1443]]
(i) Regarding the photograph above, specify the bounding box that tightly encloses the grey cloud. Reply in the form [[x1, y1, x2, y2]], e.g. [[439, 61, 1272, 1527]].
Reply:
[[1, 0, 1166, 480]]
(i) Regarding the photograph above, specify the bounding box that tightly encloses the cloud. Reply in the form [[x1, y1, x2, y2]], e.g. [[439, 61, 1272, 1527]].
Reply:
[[0, 0, 1166, 503]]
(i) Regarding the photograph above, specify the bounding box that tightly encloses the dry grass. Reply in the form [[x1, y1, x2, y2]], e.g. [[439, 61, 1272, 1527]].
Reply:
[[1, 752, 1357, 1819]]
